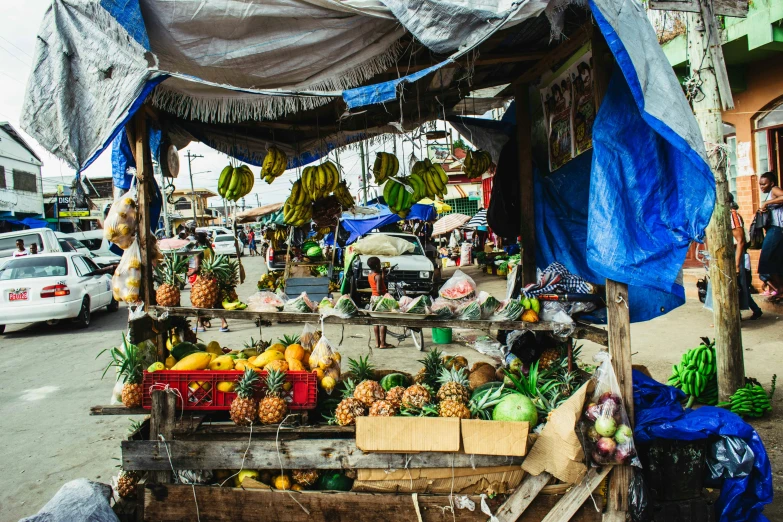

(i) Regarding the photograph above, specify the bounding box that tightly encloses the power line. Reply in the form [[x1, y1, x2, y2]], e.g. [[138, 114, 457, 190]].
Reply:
[[0, 40, 32, 67], [0, 35, 34, 60]]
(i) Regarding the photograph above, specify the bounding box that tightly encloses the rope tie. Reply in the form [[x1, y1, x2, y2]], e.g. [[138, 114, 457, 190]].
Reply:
[[159, 434, 200, 522], [147, 383, 185, 420]]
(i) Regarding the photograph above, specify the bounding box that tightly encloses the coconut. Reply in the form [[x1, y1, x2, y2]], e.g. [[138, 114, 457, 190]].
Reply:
[[469, 364, 498, 390]]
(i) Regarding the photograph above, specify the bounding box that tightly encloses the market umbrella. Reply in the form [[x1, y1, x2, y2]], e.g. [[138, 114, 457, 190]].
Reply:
[[431, 213, 470, 236], [418, 198, 452, 213], [464, 209, 487, 229]]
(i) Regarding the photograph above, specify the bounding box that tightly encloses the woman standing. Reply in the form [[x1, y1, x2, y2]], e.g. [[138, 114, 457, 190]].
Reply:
[[758, 172, 783, 299]]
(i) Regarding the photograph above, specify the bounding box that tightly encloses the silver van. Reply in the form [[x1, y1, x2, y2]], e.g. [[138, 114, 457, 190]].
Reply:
[[0, 228, 62, 265]]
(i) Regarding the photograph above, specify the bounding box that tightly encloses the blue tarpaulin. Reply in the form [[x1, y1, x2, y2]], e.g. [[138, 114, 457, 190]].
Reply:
[[340, 199, 436, 245], [633, 371, 773, 522]]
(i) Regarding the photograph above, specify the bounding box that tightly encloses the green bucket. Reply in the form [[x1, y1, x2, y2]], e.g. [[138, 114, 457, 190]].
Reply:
[[431, 327, 453, 344]]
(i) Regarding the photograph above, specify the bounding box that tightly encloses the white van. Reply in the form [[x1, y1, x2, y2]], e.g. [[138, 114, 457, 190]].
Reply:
[[0, 228, 62, 265], [65, 230, 122, 268]]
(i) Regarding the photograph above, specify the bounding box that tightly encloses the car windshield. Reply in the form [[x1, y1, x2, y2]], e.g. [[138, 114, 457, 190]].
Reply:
[[0, 256, 68, 280], [0, 234, 43, 257], [214, 236, 234, 243], [59, 240, 76, 252], [62, 237, 87, 250], [391, 235, 423, 255], [79, 237, 103, 251]]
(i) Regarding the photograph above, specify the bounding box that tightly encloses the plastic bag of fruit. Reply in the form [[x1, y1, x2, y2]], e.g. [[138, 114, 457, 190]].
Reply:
[[309, 335, 341, 394], [103, 185, 138, 249], [283, 292, 317, 313], [299, 322, 321, 351], [581, 351, 640, 467], [246, 291, 286, 312], [112, 238, 142, 303], [438, 269, 476, 301], [321, 295, 359, 319], [431, 297, 456, 319], [370, 293, 399, 312]]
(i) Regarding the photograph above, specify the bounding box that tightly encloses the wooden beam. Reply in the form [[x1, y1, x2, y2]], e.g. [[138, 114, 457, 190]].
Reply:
[[149, 390, 177, 484], [90, 405, 148, 416], [698, 0, 734, 110], [495, 472, 552, 521], [133, 111, 155, 310], [143, 485, 603, 522], [148, 306, 610, 346], [515, 83, 536, 285], [541, 467, 611, 522], [384, 51, 547, 75], [121, 439, 525, 471], [648, 0, 748, 18]]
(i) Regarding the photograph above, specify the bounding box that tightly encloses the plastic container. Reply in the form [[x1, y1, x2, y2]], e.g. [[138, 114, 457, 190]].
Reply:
[[432, 327, 453, 344], [142, 370, 318, 411]]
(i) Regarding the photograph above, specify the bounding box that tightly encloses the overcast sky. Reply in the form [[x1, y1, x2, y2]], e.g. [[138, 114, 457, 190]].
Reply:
[[0, 1, 475, 209]]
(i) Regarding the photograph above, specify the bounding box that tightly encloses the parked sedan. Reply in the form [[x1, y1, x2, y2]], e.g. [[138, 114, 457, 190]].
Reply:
[[0, 253, 118, 334], [212, 235, 242, 257]]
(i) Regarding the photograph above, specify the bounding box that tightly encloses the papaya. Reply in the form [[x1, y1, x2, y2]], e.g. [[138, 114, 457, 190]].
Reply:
[[265, 359, 289, 372], [217, 381, 236, 393], [171, 352, 212, 370], [209, 355, 235, 371], [171, 341, 201, 360], [285, 344, 306, 362], [266, 343, 286, 353], [254, 350, 285, 368], [521, 309, 539, 323]]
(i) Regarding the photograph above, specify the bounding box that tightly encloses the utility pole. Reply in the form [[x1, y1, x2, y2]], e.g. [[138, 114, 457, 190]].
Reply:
[[687, 0, 744, 400], [185, 151, 203, 227], [359, 141, 368, 204]]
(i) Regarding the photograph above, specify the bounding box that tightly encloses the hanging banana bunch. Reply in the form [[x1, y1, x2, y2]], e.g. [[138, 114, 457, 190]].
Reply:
[[301, 161, 340, 201], [383, 178, 416, 218], [462, 150, 492, 179], [410, 159, 448, 199], [261, 146, 288, 184], [217, 164, 255, 202], [372, 152, 399, 184], [334, 181, 355, 210], [282, 179, 313, 227]]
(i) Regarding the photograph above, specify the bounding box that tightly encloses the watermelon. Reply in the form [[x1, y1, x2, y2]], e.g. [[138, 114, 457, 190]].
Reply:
[[334, 295, 359, 317], [431, 298, 455, 319], [284, 292, 316, 313], [493, 394, 538, 424], [372, 294, 399, 312], [405, 295, 428, 314], [306, 246, 323, 258], [317, 471, 353, 491], [492, 299, 524, 321], [455, 300, 481, 321], [171, 342, 201, 360], [438, 270, 477, 300], [318, 297, 334, 311], [380, 373, 409, 391]]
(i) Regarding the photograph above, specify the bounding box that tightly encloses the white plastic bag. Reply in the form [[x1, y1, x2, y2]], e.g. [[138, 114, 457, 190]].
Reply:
[[299, 322, 321, 351], [352, 233, 414, 256], [309, 335, 341, 394], [112, 238, 142, 303], [438, 269, 477, 301], [581, 351, 640, 467], [104, 186, 138, 249], [246, 291, 286, 312]]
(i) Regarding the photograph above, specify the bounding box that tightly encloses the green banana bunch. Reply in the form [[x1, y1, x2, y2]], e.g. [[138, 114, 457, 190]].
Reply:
[[463, 150, 492, 179], [334, 181, 355, 209], [383, 177, 415, 218], [718, 381, 774, 418], [301, 161, 340, 201], [261, 146, 287, 183], [372, 152, 399, 184], [667, 337, 717, 402], [412, 159, 448, 199], [217, 164, 255, 202], [282, 179, 313, 226]]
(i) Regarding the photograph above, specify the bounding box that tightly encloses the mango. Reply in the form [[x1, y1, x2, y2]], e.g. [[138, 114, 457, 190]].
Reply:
[[209, 355, 235, 371], [217, 381, 236, 393], [253, 350, 285, 368], [171, 352, 212, 371], [206, 341, 223, 355]]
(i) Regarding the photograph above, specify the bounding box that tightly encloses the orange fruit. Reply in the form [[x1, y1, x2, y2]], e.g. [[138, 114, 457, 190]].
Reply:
[[284, 344, 306, 361]]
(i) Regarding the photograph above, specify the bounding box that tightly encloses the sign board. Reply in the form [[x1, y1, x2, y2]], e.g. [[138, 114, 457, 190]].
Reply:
[[427, 144, 452, 164], [57, 195, 90, 217], [648, 0, 748, 18]]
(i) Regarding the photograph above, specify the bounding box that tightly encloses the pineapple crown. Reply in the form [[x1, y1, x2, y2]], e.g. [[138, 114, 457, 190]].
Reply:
[[400, 403, 439, 417], [341, 378, 358, 399], [200, 254, 231, 279], [437, 367, 470, 388], [417, 349, 445, 388], [99, 334, 143, 385], [264, 369, 286, 397], [279, 334, 301, 346], [217, 257, 240, 290], [467, 384, 511, 420], [235, 368, 260, 399], [347, 355, 375, 382], [155, 253, 188, 286]]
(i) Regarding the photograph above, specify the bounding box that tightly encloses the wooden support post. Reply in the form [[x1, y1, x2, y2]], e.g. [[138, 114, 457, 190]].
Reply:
[[515, 83, 536, 285], [541, 467, 612, 522], [133, 111, 155, 310], [687, 6, 744, 401], [148, 390, 177, 484], [495, 472, 551, 521]]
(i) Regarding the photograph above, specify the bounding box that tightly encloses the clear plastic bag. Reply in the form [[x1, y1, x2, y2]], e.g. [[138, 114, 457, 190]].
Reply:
[[283, 292, 316, 313], [455, 298, 481, 320], [477, 291, 500, 319], [540, 301, 575, 338], [246, 291, 286, 312], [371, 293, 399, 312], [431, 297, 456, 319], [112, 238, 142, 303], [310, 335, 341, 394], [473, 336, 506, 360], [438, 269, 477, 301], [299, 322, 321, 351], [581, 351, 640, 467], [321, 295, 359, 319], [397, 296, 414, 312], [103, 185, 138, 249]]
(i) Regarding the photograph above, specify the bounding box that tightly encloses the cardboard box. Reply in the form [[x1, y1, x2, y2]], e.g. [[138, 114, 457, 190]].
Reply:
[[461, 419, 530, 456], [355, 417, 460, 453], [352, 466, 524, 495]]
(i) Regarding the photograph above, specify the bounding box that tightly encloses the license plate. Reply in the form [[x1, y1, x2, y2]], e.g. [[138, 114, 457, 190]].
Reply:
[[9, 289, 29, 301]]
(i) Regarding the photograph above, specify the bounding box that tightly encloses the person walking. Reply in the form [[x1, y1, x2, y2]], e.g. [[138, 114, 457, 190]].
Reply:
[[729, 194, 762, 320], [248, 228, 257, 256], [238, 228, 247, 254], [367, 256, 391, 349], [757, 172, 783, 299]]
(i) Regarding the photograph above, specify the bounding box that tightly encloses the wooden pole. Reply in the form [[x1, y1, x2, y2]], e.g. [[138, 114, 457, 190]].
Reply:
[[687, 4, 744, 401], [514, 83, 536, 285], [590, 27, 633, 521], [133, 112, 154, 310], [149, 390, 177, 484]]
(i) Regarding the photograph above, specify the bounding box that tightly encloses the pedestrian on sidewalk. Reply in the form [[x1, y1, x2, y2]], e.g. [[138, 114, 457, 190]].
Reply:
[[757, 172, 783, 300], [248, 228, 258, 256], [368, 256, 391, 349], [729, 194, 762, 320]]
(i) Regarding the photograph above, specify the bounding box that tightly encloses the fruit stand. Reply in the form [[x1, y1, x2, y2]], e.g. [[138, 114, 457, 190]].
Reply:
[[21, 0, 724, 519]]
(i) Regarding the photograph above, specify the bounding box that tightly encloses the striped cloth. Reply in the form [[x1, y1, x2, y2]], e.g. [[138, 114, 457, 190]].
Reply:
[[522, 262, 594, 297]]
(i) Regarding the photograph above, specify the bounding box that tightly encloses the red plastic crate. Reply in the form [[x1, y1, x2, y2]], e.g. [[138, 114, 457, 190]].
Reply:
[[142, 370, 318, 410]]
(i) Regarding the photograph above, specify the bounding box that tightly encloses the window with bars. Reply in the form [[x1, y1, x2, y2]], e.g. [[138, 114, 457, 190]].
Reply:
[[442, 197, 478, 217], [0, 166, 5, 189], [12, 170, 37, 193]]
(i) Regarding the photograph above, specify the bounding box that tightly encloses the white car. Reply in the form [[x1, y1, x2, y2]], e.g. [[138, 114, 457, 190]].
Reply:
[[212, 234, 241, 257], [0, 252, 118, 333]]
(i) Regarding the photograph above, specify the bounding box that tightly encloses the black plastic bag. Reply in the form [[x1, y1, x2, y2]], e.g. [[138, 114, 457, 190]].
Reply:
[[487, 139, 520, 238], [748, 213, 766, 250], [629, 468, 650, 522], [708, 436, 755, 480]]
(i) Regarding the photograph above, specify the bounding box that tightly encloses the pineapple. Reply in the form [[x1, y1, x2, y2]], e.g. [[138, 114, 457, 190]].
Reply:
[[401, 384, 431, 409], [436, 367, 471, 404], [333, 379, 366, 426], [414, 349, 445, 389], [100, 335, 143, 408], [116, 470, 141, 498], [438, 399, 471, 419], [291, 469, 320, 487], [537, 347, 561, 371], [258, 369, 288, 424], [369, 399, 396, 416], [191, 254, 230, 308], [230, 368, 259, 425], [385, 386, 406, 409], [354, 380, 385, 407], [154, 253, 187, 307]]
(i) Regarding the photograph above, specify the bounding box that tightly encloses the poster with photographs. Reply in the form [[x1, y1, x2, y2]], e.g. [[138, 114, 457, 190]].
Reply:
[[540, 49, 594, 171]]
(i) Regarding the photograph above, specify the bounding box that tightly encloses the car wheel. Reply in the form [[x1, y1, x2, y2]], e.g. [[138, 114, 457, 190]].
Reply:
[[107, 297, 119, 312], [73, 298, 91, 329]]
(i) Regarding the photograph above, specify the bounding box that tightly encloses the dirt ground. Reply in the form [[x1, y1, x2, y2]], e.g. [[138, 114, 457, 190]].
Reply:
[[1, 257, 780, 520]]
